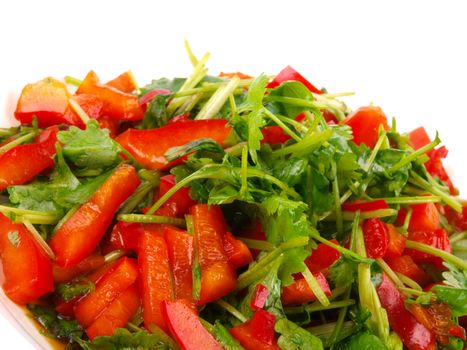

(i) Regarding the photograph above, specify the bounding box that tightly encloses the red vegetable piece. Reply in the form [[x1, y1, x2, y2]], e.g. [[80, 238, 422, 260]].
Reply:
[[223, 232, 253, 269], [86, 284, 140, 340], [362, 218, 389, 259], [281, 272, 331, 306], [219, 72, 252, 79], [162, 299, 223, 350], [261, 126, 292, 145], [139, 89, 171, 110], [14, 77, 82, 127], [53, 253, 105, 283], [250, 284, 269, 311], [267, 65, 321, 94], [384, 224, 407, 260], [342, 106, 389, 148], [238, 221, 267, 258], [342, 199, 389, 212], [405, 229, 451, 269], [0, 126, 58, 191], [155, 174, 197, 217], [0, 214, 54, 305], [190, 204, 236, 305], [409, 127, 431, 150], [74, 257, 139, 328], [386, 255, 431, 287], [105, 71, 137, 93], [305, 239, 341, 274], [50, 164, 140, 267], [108, 221, 144, 253], [77, 70, 144, 121], [449, 325, 467, 341], [409, 202, 440, 232], [164, 225, 194, 300], [230, 309, 280, 350], [116, 119, 232, 170], [376, 273, 436, 350], [138, 230, 173, 332]]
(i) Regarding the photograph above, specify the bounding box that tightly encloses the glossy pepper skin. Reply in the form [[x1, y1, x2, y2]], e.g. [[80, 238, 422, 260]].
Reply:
[[190, 204, 236, 305], [362, 218, 389, 259], [138, 230, 174, 332], [281, 272, 331, 306], [405, 229, 451, 269], [162, 299, 223, 350], [14, 77, 82, 127], [342, 106, 389, 148], [222, 231, 253, 269], [386, 255, 431, 287], [384, 224, 407, 260], [50, 164, 140, 267], [85, 284, 140, 340], [154, 174, 197, 217], [74, 257, 139, 328], [0, 126, 58, 192], [116, 119, 232, 170], [77, 70, 144, 121], [376, 273, 436, 350], [105, 71, 137, 93], [267, 65, 322, 94], [305, 239, 341, 274], [0, 214, 54, 305], [342, 199, 389, 212]]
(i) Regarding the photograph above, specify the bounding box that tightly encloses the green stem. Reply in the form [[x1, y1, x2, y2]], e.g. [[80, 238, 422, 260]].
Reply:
[[327, 289, 352, 348], [174, 79, 254, 98], [68, 98, 90, 124], [225, 141, 248, 157], [64, 76, 82, 86], [104, 250, 126, 263], [195, 76, 240, 120], [23, 220, 56, 260], [406, 239, 467, 270], [215, 300, 247, 322], [324, 208, 398, 221], [276, 114, 308, 133], [302, 265, 330, 306], [378, 195, 442, 205], [272, 129, 333, 158], [331, 161, 343, 236], [237, 238, 274, 252], [450, 231, 467, 244], [285, 299, 355, 315], [0, 131, 37, 154], [119, 181, 156, 214], [263, 109, 302, 142], [239, 145, 248, 198], [118, 214, 186, 228], [396, 272, 423, 291]]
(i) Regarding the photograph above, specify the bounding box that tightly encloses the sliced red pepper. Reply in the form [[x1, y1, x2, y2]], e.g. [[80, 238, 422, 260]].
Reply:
[[53, 253, 105, 283], [0, 214, 54, 305], [261, 126, 292, 145], [67, 93, 104, 121], [408, 202, 440, 232], [105, 71, 137, 93], [14, 77, 82, 127], [138, 230, 173, 332], [55, 297, 77, 317], [386, 255, 431, 287], [376, 273, 436, 350], [116, 119, 232, 170], [342, 199, 389, 212], [50, 164, 140, 267], [164, 225, 194, 301], [409, 127, 431, 150], [230, 309, 280, 350], [107, 221, 144, 253], [405, 229, 451, 269], [190, 204, 236, 305], [86, 284, 140, 340], [342, 106, 389, 148], [0, 126, 58, 191], [238, 221, 267, 259], [139, 89, 172, 111], [281, 272, 331, 306], [266, 65, 321, 94], [154, 174, 197, 217], [250, 284, 269, 311], [74, 257, 138, 328], [162, 299, 223, 350], [96, 117, 120, 138], [448, 204, 467, 231], [76, 70, 144, 121], [384, 224, 406, 260], [362, 218, 389, 259], [305, 239, 341, 274], [223, 232, 253, 269]]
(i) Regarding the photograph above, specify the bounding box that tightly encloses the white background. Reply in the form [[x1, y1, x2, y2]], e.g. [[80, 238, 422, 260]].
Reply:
[[0, 0, 466, 348]]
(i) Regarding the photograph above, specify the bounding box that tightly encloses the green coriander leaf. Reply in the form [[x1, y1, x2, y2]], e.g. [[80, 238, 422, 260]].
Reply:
[[142, 93, 174, 129], [212, 321, 244, 350], [56, 281, 94, 302], [432, 286, 467, 317], [341, 331, 388, 350], [275, 318, 324, 350], [164, 138, 225, 163]]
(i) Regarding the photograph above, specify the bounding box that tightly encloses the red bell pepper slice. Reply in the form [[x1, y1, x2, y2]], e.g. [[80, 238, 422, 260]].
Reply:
[[386, 255, 431, 287], [342, 106, 389, 148], [261, 126, 292, 145], [384, 224, 406, 260], [405, 229, 451, 269], [408, 202, 440, 232], [116, 119, 232, 170], [281, 272, 331, 306], [162, 299, 223, 350], [190, 204, 236, 305], [342, 199, 389, 212], [50, 164, 140, 267], [74, 257, 138, 328], [376, 273, 436, 350], [86, 284, 140, 340], [409, 127, 431, 150], [139, 89, 172, 111], [250, 284, 269, 311], [138, 230, 174, 332], [0, 214, 54, 305], [107, 221, 144, 253], [266, 65, 321, 94], [230, 309, 280, 350], [14, 77, 82, 127], [223, 232, 253, 269], [154, 174, 197, 217], [305, 239, 341, 274], [163, 225, 194, 301], [238, 221, 267, 259], [76, 70, 144, 121], [105, 71, 137, 94], [362, 218, 389, 259], [53, 253, 105, 283], [0, 126, 58, 192]]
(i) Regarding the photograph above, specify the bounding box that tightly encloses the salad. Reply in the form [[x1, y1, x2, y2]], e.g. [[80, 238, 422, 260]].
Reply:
[[0, 44, 466, 350]]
